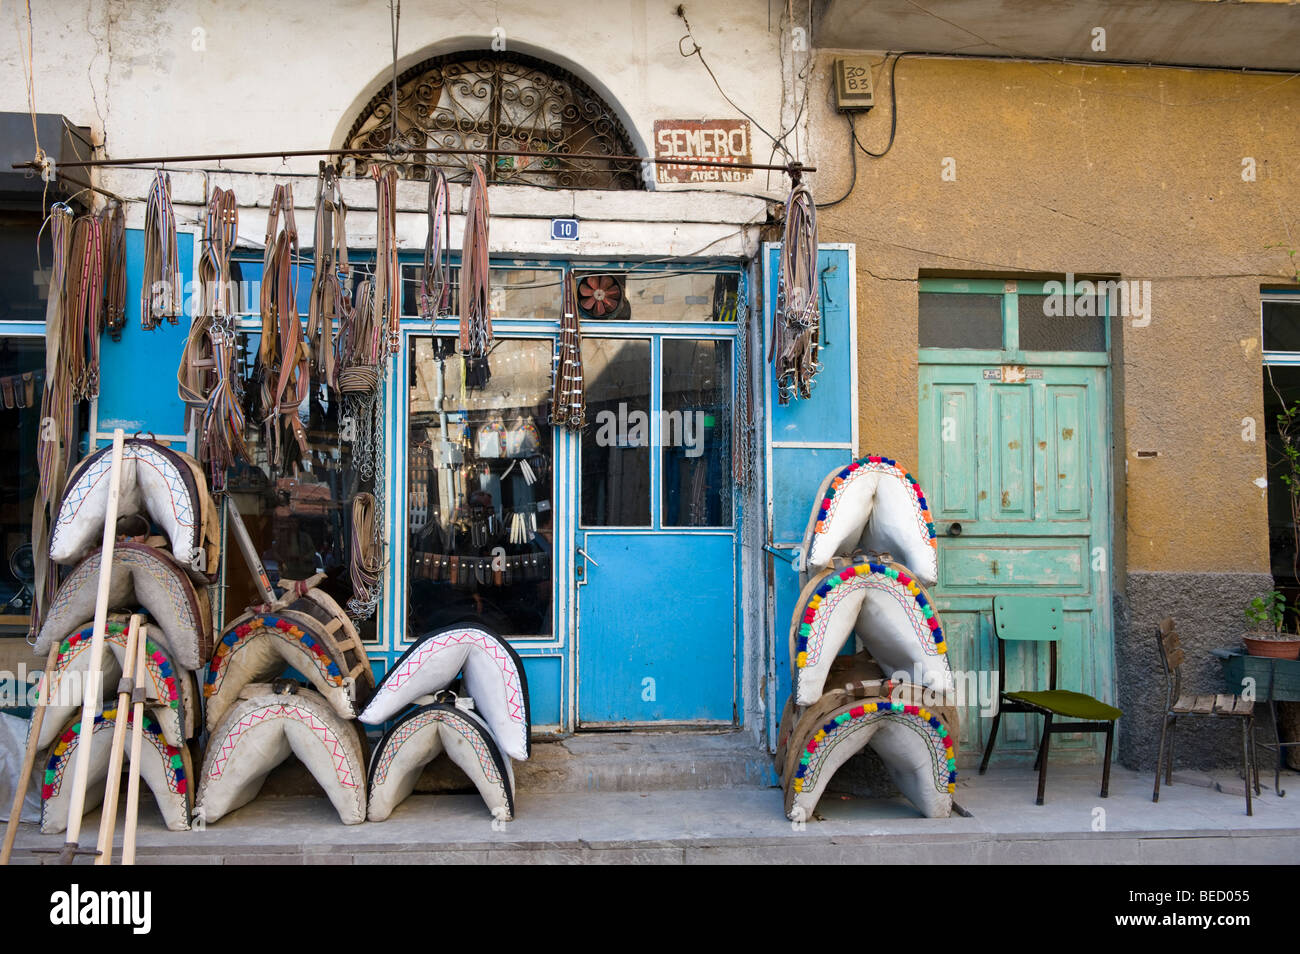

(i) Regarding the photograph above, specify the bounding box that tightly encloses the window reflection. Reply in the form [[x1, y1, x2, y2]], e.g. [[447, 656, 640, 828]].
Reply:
[[407, 336, 554, 637], [662, 339, 732, 527], [581, 338, 651, 527], [222, 332, 377, 642]]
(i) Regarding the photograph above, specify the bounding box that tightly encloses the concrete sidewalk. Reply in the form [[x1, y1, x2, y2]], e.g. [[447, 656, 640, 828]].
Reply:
[[11, 764, 1300, 864]]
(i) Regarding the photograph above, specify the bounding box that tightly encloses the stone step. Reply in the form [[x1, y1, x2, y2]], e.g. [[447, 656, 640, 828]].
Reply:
[[260, 728, 780, 798]]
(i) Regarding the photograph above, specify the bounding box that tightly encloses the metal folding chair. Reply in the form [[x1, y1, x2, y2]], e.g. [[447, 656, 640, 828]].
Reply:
[[979, 595, 1122, 805]]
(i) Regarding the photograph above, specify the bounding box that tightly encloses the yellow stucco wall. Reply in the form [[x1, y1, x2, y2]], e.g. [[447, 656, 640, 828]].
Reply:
[[809, 53, 1299, 574]]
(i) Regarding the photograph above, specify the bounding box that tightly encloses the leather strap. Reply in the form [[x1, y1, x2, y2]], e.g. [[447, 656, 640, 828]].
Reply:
[[307, 164, 348, 392], [102, 202, 127, 341], [373, 166, 400, 355], [459, 163, 493, 363], [140, 171, 181, 328], [420, 169, 451, 324], [191, 187, 249, 488], [64, 214, 105, 400]]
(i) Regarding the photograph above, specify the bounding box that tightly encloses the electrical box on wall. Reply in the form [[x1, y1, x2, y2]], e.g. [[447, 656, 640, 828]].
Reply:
[[834, 57, 875, 111]]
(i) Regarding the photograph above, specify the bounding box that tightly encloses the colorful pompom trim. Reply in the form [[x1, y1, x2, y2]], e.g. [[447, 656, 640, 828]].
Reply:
[[791, 701, 957, 794], [812, 455, 938, 551], [795, 561, 946, 669], [204, 615, 344, 697]]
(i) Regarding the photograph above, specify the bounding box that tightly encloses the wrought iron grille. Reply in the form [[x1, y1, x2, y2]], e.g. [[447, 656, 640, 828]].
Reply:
[[344, 51, 644, 190]]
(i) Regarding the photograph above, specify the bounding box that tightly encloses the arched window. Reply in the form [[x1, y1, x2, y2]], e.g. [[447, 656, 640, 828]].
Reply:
[[344, 50, 644, 190]]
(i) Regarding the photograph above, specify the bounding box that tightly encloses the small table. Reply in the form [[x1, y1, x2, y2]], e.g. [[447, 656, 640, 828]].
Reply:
[[1213, 649, 1300, 796]]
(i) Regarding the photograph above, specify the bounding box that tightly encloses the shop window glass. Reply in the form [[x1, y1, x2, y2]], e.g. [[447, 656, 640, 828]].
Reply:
[[0, 336, 51, 630], [401, 266, 563, 320], [572, 271, 739, 322], [581, 337, 651, 527], [407, 336, 554, 637], [221, 332, 377, 642], [662, 338, 732, 527]]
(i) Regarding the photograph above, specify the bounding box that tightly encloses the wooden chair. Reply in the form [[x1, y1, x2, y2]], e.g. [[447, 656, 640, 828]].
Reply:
[[979, 595, 1122, 805], [1153, 618, 1258, 815]]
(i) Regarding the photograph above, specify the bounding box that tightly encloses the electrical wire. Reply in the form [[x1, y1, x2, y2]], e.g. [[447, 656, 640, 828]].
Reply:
[[849, 52, 921, 159], [816, 112, 858, 210], [676, 5, 794, 163]]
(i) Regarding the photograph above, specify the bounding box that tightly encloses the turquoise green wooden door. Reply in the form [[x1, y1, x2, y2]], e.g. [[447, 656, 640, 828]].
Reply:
[[918, 361, 1113, 763]]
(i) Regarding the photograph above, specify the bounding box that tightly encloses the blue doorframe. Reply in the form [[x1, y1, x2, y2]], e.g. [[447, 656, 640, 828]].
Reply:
[[575, 328, 740, 726], [761, 244, 859, 749]]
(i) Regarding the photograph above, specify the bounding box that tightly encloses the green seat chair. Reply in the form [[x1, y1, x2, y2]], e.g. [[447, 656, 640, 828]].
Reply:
[[978, 595, 1122, 804]]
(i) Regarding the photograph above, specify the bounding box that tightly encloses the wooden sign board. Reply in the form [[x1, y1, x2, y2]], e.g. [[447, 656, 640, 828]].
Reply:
[[653, 120, 752, 183]]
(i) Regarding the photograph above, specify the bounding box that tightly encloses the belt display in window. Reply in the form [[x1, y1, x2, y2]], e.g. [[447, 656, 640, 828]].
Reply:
[[410, 550, 550, 584]]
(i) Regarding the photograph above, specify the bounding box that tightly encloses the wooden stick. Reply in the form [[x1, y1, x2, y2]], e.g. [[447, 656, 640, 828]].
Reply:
[[92, 613, 143, 865], [121, 623, 147, 866], [224, 498, 275, 604], [0, 641, 60, 865], [58, 428, 126, 865]]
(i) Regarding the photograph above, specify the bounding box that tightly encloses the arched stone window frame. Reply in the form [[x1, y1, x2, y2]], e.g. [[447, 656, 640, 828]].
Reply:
[[343, 49, 646, 190]]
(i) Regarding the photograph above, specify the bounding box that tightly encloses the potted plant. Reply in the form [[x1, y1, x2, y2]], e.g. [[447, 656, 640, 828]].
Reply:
[[1244, 590, 1300, 659]]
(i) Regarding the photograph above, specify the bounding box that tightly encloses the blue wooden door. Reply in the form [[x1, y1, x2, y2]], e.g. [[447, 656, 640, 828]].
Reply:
[[917, 279, 1114, 763], [762, 245, 857, 745], [576, 333, 737, 724]]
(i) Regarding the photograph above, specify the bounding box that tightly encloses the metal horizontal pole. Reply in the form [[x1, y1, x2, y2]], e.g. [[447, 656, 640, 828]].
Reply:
[[12, 144, 813, 175]]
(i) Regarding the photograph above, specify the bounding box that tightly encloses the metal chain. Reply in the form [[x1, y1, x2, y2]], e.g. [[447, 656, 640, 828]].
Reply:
[[734, 271, 754, 491]]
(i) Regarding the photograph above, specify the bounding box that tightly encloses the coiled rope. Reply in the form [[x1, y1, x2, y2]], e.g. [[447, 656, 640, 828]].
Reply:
[[347, 491, 383, 620]]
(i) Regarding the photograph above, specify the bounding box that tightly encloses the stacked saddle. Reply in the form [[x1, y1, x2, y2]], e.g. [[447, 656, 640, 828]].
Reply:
[[359, 625, 531, 823], [194, 585, 376, 826], [777, 455, 959, 821], [33, 438, 221, 833]]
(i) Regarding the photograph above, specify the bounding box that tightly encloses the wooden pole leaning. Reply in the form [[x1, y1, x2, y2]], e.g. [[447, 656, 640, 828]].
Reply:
[[57, 428, 127, 865], [0, 640, 60, 865], [225, 498, 276, 603], [93, 613, 143, 865], [121, 624, 148, 866]]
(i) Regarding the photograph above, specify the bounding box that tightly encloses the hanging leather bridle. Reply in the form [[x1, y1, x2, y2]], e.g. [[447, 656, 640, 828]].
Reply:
[[259, 183, 309, 470], [63, 213, 104, 401], [189, 187, 248, 488], [141, 170, 182, 328], [459, 163, 493, 389], [101, 201, 127, 342], [550, 272, 585, 429], [419, 168, 451, 326], [769, 179, 821, 405], [307, 164, 349, 393], [373, 166, 401, 356], [31, 204, 75, 637]]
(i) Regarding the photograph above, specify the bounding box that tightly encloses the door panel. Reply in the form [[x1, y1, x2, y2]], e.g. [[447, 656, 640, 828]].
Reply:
[[919, 362, 1112, 763], [576, 334, 737, 726], [577, 531, 734, 723], [762, 246, 857, 739]]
